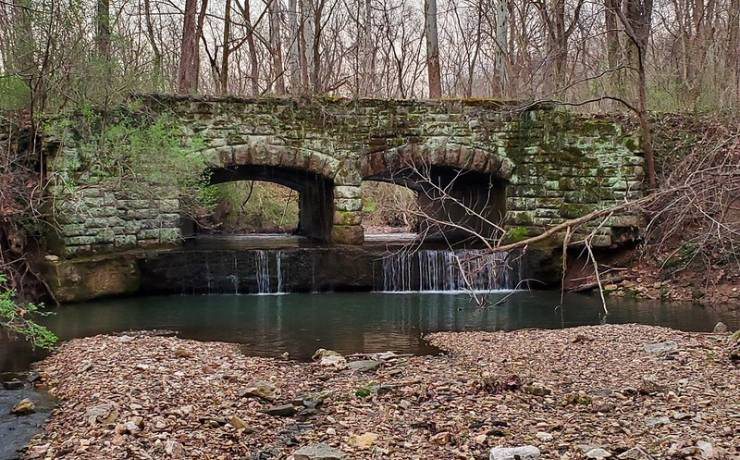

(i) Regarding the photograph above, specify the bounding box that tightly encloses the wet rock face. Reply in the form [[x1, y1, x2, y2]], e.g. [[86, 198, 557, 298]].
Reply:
[[137, 247, 377, 295]]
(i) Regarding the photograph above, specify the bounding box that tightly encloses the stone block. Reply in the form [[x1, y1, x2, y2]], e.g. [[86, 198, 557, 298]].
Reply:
[[333, 211, 363, 226], [335, 198, 362, 212], [334, 186, 361, 199], [331, 225, 364, 245]]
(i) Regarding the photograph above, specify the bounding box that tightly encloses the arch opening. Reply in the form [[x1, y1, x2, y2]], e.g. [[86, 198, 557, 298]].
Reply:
[[364, 165, 508, 246], [202, 165, 334, 242]]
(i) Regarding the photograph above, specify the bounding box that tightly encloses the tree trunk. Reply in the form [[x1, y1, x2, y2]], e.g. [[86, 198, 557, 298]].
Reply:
[[424, 0, 442, 98], [618, 0, 656, 188], [301, 0, 317, 93], [96, 0, 111, 60], [143, 0, 163, 89], [287, 0, 301, 92], [728, 0, 739, 105], [177, 0, 199, 93], [243, 0, 260, 96], [494, 0, 509, 97], [270, 0, 287, 95], [604, 0, 623, 107], [194, 0, 209, 90], [9, 0, 35, 76], [220, 0, 232, 95]]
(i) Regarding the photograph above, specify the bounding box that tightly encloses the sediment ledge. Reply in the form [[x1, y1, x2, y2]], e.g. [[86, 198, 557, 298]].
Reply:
[[22, 325, 739, 459]]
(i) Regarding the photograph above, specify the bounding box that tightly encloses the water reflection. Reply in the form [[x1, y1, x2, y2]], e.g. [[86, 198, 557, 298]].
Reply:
[[1, 291, 738, 373]]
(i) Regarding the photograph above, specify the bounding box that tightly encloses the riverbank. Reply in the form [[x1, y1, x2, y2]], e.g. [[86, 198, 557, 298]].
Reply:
[[19, 325, 739, 459]]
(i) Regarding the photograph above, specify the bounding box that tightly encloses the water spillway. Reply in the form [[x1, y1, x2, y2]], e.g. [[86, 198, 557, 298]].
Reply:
[[138, 245, 519, 295], [380, 249, 518, 292]]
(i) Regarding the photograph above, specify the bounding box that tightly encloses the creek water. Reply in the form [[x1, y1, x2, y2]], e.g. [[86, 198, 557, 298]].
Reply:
[[1, 291, 738, 459], [3, 291, 738, 372]]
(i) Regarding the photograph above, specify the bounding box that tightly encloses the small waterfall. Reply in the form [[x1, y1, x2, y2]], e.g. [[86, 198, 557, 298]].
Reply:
[[255, 250, 272, 294], [275, 250, 283, 294], [229, 254, 240, 294], [379, 249, 517, 292]]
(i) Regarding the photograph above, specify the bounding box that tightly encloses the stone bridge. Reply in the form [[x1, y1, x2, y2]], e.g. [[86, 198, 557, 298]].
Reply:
[[46, 95, 643, 257]]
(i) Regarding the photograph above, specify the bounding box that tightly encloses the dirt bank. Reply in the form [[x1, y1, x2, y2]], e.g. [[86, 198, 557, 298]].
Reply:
[[21, 325, 740, 459]]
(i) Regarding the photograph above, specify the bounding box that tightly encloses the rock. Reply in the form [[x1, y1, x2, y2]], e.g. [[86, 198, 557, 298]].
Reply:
[[713, 322, 728, 333], [2, 379, 24, 390], [585, 448, 612, 459], [617, 446, 655, 459], [730, 330, 740, 343], [643, 341, 678, 355], [696, 441, 718, 458], [523, 384, 551, 397], [373, 351, 399, 360], [347, 360, 381, 372], [240, 381, 277, 401], [164, 439, 185, 458], [86, 403, 119, 425], [174, 347, 194, 358], [348, 432, 379, 449], [429, 431, 451, 445], [294, 443, 346, 460], [645, 416, 670, 427], [639, 378, 666, 395], [312, 348, 342, 360], [261, 404, 297, 417], [535, 432, 553, 442], [592, 401, 616, 413], [565, 392, 592, 405], [228, 415, 249, 431], [10, 398, 35, 415], [313, 349, 347, 369], [490, 445, 541, 460]]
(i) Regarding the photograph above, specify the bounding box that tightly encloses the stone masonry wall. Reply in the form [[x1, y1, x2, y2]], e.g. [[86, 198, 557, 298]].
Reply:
[[45, 96, 643, 257]]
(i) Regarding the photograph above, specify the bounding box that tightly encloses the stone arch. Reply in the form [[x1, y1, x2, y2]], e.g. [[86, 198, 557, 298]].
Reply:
[[360, 143, 511, 243], [196, 144, 337, 242]]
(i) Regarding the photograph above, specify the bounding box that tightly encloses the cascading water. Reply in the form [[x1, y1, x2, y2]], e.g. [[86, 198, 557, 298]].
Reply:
[[254, 250, 285, 294], [379, 249, 518, 292]]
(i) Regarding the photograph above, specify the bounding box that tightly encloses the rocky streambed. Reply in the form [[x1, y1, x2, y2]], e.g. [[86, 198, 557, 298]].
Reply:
[[13, 325, 740, 459]]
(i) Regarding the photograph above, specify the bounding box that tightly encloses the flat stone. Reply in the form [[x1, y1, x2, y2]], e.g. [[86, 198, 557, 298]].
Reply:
[[347, 360, 380, 372], [294, 443, 346, 460], [713, 322, 728, 333], [228, 415, 249, 431], [645, 416, 670, 427], [585, 447, 612, 459], [643, 341, 678, 355], [535, 432, 553, 442], [348, 432, 378, 449], [240, 381, 277, 401], [617, 446, 655, 459], [490, 445, 541, 460], [261, 404, 297, 417]]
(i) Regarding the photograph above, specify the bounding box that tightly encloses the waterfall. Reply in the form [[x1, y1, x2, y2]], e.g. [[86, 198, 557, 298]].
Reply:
[[275, 250, 283, 294], [254, 250, 285, 294], [255, 250, 271, 294], [379, 249, 517, 292]]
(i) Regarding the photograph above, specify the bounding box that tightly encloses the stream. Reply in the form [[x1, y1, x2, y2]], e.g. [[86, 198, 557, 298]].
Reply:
[[1, 290, 738, 459]]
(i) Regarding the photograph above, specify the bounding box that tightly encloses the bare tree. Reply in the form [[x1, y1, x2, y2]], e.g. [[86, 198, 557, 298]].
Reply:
[[424, 0, 442, 98], [270, 0, 287, 94], [178, 0, 200, 93]]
